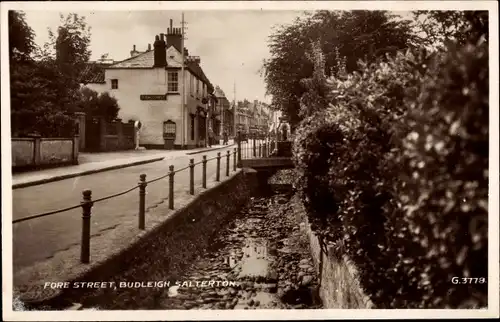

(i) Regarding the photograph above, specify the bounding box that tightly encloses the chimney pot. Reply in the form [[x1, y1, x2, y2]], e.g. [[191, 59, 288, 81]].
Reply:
[[160, 33, 165, 41], [155, 35, 159, 41], [170, 19, 173, 30], [133, 44, 136, 51], [148, 43, 151, 51]]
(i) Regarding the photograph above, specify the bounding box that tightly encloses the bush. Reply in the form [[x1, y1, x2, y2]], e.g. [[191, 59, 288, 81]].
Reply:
[[397, 40, 489, 308], [10, 59, 79, 137], [77, 87, 120, 122], [293, 39, 488, 308]]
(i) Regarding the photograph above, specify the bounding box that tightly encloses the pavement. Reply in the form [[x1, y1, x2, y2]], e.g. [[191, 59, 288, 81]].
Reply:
[[12, 143, 235, 189]]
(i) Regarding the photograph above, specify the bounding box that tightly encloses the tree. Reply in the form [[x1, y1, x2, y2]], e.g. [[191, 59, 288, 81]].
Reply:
[[263, 10, 418, 129], [78, 87, 120, 122], [10, 12, 92, 137], [412, 11, 488, 47], [45, 13, 92, 78], [8, 10, 36, 62]]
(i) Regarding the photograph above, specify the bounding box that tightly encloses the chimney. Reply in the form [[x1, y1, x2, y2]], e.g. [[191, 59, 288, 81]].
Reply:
[[166, 19, 182, 52], [130, 44, 140, 57], [184, 48, 189, 57], [153, 34, 167, 67], [147, 43, 151, 51], [190, 56, 200, 64]]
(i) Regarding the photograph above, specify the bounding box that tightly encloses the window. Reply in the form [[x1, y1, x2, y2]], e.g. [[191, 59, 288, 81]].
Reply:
[[167, 71, 179, 93], [196, 79, 200, 97], [111, 79, 118, 89]]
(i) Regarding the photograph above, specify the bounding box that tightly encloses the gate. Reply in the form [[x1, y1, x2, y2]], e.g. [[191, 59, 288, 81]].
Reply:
[[85, 117, 101, 152]]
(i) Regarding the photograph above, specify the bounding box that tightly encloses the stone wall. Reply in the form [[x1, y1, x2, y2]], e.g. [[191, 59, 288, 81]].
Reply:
[[39, 139, 74, 164], [11, 139, 34, 167], [293, 196, 373, 309], [12, 137, 78, 171]]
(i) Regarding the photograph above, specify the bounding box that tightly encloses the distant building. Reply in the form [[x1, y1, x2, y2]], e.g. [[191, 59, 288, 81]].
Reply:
[[213, 86, 234, 138], [236, 101, 252, 135], [82, 20, 214, 149]]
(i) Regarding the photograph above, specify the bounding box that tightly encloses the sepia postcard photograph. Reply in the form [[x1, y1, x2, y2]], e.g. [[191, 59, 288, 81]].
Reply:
[[1, 1, 499, 321]]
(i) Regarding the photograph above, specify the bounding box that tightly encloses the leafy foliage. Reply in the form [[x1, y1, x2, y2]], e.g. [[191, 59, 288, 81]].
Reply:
[[9, 12, 93, 137], [263, 10, 417, 129], [396, 40, 488, 308], [44, 13, 92, 78], [10, 59, 80, 137], [412, 11, 488, 47], [8, 11, 36, 62], [78, 87, 120, 122], [291, 20, 489, 308]]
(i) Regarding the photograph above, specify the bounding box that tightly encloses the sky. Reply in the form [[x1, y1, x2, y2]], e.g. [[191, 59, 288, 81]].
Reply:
[[23, 10, 308, 104]]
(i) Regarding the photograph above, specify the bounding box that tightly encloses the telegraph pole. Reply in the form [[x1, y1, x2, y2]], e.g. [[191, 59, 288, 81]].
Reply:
[[181, 12, 186, 148]]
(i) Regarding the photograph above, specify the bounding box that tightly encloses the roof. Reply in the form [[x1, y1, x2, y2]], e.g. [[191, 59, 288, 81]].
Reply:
[[107, 47, 214, 93], [80, 63, 109, 84]]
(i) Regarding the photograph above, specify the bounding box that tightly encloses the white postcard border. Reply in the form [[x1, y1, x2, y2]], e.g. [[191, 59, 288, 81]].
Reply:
[[2, 1, 499, 320]]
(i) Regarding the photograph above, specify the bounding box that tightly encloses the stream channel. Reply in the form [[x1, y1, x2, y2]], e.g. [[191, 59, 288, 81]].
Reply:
[[156, 184, 323, 310], [67, 181, 324, 311]]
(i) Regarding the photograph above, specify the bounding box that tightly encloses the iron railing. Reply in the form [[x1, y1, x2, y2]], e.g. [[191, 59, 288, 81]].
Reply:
[[13, 132, 273, 264]]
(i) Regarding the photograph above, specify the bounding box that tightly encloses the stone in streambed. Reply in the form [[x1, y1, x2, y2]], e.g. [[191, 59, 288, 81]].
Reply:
[[299, 259, 309, 265], [301, 275, 314, 286]]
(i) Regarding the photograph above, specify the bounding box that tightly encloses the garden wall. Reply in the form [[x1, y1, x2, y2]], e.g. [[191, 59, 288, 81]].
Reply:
[[12, 136, 79, 171]]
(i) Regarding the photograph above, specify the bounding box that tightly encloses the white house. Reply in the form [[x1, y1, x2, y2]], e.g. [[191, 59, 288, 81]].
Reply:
[[84, 21, 214, 150]]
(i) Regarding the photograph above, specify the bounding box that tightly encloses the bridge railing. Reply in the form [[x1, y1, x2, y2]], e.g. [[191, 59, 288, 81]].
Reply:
[[236, 131, 275, 165], [13, 147, 239, 265]]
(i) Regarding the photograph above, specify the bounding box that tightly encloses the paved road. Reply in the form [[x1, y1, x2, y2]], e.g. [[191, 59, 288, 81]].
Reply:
[[12, 145, 248, 270]]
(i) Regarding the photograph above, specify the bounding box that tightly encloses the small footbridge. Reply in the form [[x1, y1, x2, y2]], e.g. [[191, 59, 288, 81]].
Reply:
[[236, 136, 294, 187]]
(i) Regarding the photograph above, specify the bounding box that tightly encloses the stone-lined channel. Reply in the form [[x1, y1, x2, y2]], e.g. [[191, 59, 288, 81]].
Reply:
[[156, 186, 323, 310], [68, 183, 323, 311]]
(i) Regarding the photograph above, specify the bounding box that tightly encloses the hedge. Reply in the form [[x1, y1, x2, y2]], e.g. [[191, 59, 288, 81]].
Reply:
[[293, 38, 489, 308]]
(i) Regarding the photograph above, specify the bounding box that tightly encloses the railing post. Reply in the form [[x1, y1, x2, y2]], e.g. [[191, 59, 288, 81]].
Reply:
[[263, 142, 267, 158], [202, 155, 207, 188], [168, 165, 175, 209], [226, 150, 230, 177], [189, 159, 195, 195], [237, 131, 242, 168], [253, 136, 256, 157], [233, 148, 237, 171], [259, 143, 262, 158], [216, 152, 221, 182], [138, 174, 147, 230], [80, 189, 93, 264]]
